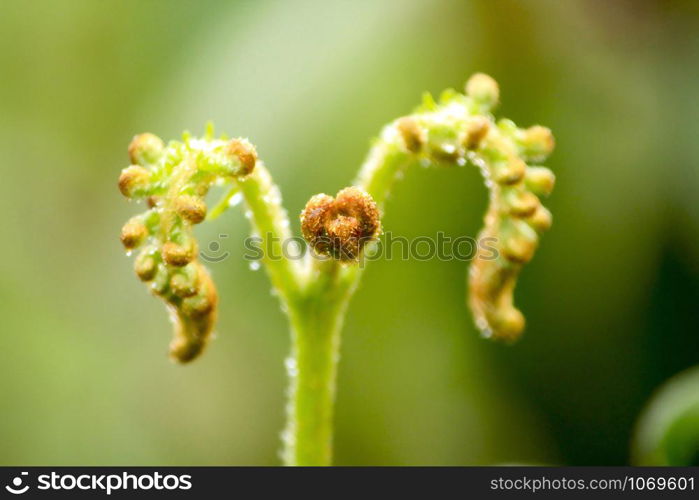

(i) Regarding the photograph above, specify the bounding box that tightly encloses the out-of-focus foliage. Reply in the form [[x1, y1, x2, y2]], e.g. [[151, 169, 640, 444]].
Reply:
[[633, 367, 699, 465], [0, 0, 698, 465]]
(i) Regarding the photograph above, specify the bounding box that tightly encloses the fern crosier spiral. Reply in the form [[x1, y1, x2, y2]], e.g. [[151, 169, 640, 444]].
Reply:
[[356, 73, 556, 342], [118, 127, 257, 362], [301, 187, 381, 262]]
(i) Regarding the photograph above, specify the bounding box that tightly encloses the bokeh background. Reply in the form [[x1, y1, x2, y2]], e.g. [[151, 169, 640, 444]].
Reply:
[[1, 0, 698, 465]]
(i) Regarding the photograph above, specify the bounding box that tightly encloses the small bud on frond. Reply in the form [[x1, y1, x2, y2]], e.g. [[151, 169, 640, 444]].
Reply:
[[524, 166, 556, 196], [500, 219, 539, 264], [517, 125, 555, 162], [492, 157, 526, 185], [396, 117, 424, 153], [174, 195, 207, 224], [463, 116, 491, 150], [227, 138, 257, 176], [301, 187, 380, 262], [527, 206, 553, 233], [170, 265, 200, 298], [118, 126, 261, 362], [503, 188, 540, 218], [134, 248, 159, 282], [465, 73, 499, 110], [118, 165, 151, 198], [128, 133, 164, 166], [162, 240, 197, 267], [120, 218, 148, 249]]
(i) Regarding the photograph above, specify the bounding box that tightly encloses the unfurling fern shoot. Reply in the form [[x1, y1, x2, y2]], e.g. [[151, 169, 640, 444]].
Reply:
[[117, 74, 555, 465]]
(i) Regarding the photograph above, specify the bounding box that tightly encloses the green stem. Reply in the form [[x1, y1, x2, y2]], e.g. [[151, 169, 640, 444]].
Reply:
[[282, 260, 356, 466], [234, 163, 302, 301], [233, 162, 357, 465], [237, 104, 516, 464], [283, 297, 343, 465], [277, 136, 410, 465], [355, 136, 410, 208]]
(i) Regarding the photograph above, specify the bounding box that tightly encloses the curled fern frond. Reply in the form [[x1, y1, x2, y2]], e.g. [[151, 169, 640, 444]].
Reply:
[[118, 127, 257, 362], [356, 73, 555, 342], [301, 187, 380, 262]]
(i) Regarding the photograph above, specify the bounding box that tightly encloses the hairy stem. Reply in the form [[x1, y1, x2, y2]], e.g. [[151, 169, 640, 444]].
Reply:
[[279, 137, 412, 465], [234, 163, 303, 301], [283, 260, 356, 465], [233, 161, 361, 465], [355, 140, 410, 208]]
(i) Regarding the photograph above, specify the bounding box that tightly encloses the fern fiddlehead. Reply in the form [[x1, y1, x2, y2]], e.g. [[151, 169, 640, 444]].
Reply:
[[118, 127, 258, 362], [301, 187, 381, 262], [117, 74, 555, 465], [353, 73, 555, 341]]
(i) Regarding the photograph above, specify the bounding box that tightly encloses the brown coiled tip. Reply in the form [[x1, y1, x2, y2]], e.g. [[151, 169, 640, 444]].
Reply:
[[301, 187, 380, 261], [227, 138, 257, 175]]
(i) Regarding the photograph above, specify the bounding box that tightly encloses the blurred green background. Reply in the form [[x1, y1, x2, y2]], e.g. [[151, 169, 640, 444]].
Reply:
[[1, 0, 698, 465]]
